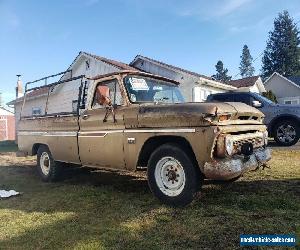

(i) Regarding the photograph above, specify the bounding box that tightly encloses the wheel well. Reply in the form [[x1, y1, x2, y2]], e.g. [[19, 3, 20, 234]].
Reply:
[[269, 115, 300, 136], [32, 143, 45, 155], [137, 136, 198, 169]]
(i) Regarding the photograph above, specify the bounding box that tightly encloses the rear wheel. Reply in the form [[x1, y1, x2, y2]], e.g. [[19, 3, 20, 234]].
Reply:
[[37, 145, 62, 182], [273, 120, 299, 146], [147, 143, 202, 207]]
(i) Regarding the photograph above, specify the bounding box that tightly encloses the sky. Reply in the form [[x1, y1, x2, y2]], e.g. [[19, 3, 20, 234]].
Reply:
[[1, 0, 300, 105]]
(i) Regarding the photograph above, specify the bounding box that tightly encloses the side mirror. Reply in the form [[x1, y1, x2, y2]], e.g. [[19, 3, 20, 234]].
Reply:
[[252, 100, 262, 108]]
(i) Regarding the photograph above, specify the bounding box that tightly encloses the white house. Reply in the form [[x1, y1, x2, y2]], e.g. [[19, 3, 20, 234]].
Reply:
[[7, 51, 137, 131], [228, 76, 266, 93], [264, 72, 300, 104], [130, 55, 237, 102]]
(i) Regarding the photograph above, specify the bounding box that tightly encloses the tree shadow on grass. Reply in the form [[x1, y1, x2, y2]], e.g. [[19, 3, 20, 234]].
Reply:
[[0, 164, 299, 249], [60, 167, 150, 194]]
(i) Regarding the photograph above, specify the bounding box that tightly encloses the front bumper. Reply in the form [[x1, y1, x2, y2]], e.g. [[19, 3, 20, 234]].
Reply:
[[203, 148, 271, 180]]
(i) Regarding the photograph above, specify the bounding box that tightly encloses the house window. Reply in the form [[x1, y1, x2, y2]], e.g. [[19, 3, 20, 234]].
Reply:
[[193, 87, 212, 102], [72, 100, 78, 112], [32, 107, 42, 116], [85, 60, 90, 70], [193, 87, 201, 102], [284, 99, 298, 104]]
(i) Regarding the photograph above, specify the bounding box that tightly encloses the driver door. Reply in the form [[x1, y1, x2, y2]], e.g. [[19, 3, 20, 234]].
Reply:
[[78, 78, 125, 169]]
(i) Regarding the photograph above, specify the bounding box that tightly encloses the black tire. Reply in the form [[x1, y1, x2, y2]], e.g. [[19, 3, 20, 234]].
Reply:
[[273, 119, 300, 146], [147, 143, 202, 207], [37, 145, 62, 182]]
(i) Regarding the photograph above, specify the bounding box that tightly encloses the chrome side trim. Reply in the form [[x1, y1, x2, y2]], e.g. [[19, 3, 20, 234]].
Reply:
[[18, 128, 196, 137], [78, 130, 124, 137], [124, 128, 196, 133], [79, 130, 123, 134], [18, 131, 77, 137]]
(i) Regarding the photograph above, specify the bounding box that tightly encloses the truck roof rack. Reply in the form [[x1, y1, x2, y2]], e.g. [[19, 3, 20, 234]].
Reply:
[[25, 70, 73, 92], [21, 70, 87, 119]]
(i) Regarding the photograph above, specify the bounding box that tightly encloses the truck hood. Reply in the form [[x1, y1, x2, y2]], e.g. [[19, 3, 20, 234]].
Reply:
[[137, 102, 264, 127]]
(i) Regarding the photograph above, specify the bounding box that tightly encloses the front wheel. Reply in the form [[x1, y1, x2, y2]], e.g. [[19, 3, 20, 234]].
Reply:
[[147, 143, 202, 207], [273, 120, 299, 146]]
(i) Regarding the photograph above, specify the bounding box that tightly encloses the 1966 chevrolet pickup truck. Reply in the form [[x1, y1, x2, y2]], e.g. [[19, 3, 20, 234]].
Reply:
[[18, 70, 271, 206]]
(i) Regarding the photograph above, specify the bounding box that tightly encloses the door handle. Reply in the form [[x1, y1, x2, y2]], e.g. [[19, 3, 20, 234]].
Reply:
[[82, 114, 89, 120]]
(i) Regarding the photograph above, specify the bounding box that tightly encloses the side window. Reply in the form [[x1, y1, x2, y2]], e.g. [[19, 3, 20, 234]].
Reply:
[[212, 94, 233, 102], [32, 107, 42, 116], [92, 80, 123, 109], [153, 89, 182, 103], [234, 94, 251, 105]]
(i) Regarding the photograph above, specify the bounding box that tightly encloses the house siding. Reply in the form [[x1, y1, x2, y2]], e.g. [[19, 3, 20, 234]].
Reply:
[[13, 54, 123, 136], [132, 59, 230, 102], [265, 74, 300, 104], [133, 59, 198, 101], [0, 109, 15, 141], [249, 84, 260, 93], [47, 55, 120, 114]]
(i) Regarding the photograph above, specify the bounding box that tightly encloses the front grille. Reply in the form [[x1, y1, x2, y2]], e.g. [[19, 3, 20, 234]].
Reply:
[[233, 136, 264, 153], [238, 115, 259, 120], [216, 131, 265, 157]]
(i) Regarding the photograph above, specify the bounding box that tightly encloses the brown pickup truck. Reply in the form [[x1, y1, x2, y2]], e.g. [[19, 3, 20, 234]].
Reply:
[[18, 70, 271, 206]]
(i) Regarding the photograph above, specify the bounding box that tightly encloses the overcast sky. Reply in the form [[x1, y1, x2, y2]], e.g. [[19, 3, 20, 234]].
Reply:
[[1, 0, 300, 104]]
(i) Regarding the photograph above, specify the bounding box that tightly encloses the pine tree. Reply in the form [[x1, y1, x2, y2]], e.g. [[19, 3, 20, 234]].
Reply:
[[239, 45, 255, 78], [261, 10, 300, 79], [262, 90, 278, 103], [212, 60, 232, 82]]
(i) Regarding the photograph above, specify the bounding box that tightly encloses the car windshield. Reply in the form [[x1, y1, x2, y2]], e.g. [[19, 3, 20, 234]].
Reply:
[[252, 93, 274, 104], [124, 75, 185, 104]]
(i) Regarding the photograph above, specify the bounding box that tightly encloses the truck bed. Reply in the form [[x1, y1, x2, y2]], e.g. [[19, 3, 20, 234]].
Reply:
[[18, 114, 81, 164]]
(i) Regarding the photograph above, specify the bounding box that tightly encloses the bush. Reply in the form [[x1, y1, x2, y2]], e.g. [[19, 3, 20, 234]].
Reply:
[[262, 90, 277, 103]]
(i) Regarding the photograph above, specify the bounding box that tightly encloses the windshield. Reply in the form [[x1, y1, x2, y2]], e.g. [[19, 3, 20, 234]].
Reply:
[[124, 75, 185, 104], [252, 93, 274, 105]]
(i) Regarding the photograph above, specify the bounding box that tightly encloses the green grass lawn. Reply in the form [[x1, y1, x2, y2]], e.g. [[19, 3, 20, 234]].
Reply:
[[0, 140, 18, 153], [0, 150, 299, 249]]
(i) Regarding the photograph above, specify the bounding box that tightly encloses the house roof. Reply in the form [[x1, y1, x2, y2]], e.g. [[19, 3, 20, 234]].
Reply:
[[90, 70, 180, 85], [264, 72, 300, 90], [228, 76, 260, 88], [130, 55, 214, 81], [82, 51, 137, 71], [0, 106, 14, 115], [7, 52, 137, 105], [7, 87, 49, 105], [287, 76, 300, 87]]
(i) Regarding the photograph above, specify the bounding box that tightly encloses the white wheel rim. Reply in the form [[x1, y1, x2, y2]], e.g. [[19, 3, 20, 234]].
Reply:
[[277, 124, 296, 143], [40, 152, 50, 175], [154, 156, 186, 197]]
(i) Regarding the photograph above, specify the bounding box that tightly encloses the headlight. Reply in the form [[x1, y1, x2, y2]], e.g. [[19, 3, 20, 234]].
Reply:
[[218, 114, 231, 122], [225, 136, 234, 155], [263, 130, 268, 145]]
